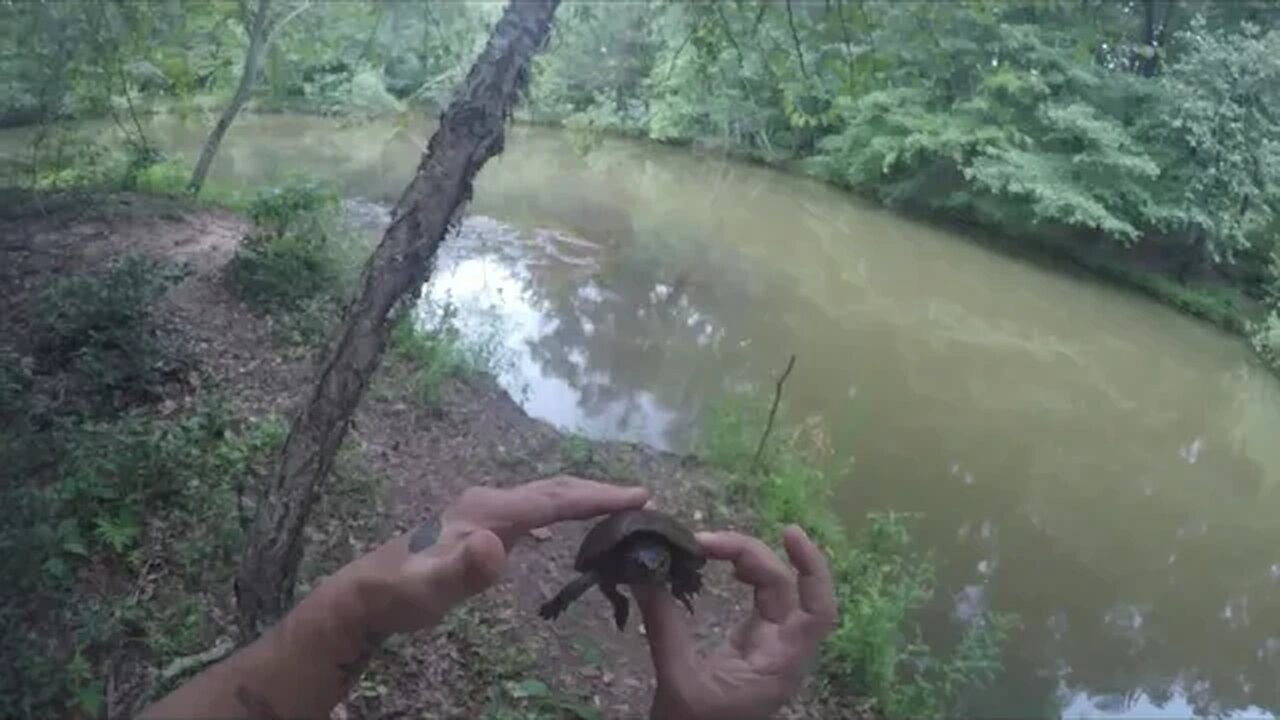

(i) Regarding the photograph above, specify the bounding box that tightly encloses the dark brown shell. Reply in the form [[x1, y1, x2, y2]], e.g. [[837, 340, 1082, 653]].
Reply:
[[574, 509, 702, 571]]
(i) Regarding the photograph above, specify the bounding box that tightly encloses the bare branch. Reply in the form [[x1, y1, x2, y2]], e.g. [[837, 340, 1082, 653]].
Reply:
[[267, 0, 311, 43], [752, 354, 797, 474], [785, 0, 810, 79]]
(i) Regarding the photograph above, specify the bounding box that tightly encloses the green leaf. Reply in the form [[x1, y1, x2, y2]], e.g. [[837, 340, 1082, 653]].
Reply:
[[506, 679, 550, 699]]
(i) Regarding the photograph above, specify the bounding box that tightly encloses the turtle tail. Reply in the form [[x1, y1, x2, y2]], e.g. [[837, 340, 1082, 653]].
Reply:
[[539, 572, 598, 621]]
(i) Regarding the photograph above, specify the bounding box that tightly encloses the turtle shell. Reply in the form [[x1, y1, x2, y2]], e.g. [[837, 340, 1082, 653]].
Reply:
[[574, 508, 702, 572]]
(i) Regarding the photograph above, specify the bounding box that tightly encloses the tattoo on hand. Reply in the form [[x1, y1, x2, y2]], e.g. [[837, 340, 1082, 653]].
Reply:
[[408, 514, 441, 553], [236, 685, 283, 719]]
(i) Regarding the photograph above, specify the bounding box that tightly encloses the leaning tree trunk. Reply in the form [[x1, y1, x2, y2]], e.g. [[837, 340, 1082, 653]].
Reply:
[[235, 0, 562, 638], [188, 0, 272, 196]]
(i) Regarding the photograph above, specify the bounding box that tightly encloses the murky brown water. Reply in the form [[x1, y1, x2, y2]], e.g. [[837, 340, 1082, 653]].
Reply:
[[8, 114, 1279, 718]]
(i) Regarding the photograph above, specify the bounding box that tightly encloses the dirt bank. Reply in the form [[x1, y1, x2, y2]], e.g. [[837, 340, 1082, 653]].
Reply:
[[0, 192, 860, 719]]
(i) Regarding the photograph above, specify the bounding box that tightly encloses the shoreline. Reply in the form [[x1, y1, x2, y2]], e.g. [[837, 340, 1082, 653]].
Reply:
[[0, 192, 878, 719]]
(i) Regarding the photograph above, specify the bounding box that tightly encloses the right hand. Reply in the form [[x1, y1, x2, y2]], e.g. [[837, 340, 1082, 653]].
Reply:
[[633, 527, 839, 720]]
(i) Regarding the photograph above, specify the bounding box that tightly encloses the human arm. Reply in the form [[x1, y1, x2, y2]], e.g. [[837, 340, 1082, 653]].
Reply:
[[634, 526, 838, 720], [140, 475, 650, 719]]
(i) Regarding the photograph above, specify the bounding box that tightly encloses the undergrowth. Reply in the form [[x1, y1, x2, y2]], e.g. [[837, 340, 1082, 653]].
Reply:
[[227, 178, 366, 345], [0, 252, 293, 719], [33, 254, 187, 414], [702, 396, 1011, 719], [0, 396, 287, 719]]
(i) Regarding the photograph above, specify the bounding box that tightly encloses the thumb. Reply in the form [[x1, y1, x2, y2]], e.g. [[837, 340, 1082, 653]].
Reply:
[[632, 585, 695, 684], [405, 529, 506, 618]]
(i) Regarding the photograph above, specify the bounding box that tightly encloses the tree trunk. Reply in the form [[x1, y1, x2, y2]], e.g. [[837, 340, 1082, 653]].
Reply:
[[234, 0, 561, 639], [187, 0, 272, 197]]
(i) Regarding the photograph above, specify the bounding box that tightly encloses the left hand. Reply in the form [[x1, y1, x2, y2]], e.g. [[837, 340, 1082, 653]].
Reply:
[[339, 475, 650, 636]]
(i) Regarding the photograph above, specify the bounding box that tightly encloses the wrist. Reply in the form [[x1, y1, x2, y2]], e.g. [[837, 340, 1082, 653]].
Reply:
[[331, 534, 414, 636]]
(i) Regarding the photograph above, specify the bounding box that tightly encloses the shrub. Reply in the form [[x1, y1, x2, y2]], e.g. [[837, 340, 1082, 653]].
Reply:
[[245, 178, 339, 239], [227, 179, 361, 335], [1251, 312, 1280, 371], [701, 396, 1010, 719], [34, 254, 185, 413], [230, 231, 343, 313]]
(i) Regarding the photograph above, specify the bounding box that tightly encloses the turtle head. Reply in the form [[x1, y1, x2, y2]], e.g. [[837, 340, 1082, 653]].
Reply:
[[626, 543, 671, 582]]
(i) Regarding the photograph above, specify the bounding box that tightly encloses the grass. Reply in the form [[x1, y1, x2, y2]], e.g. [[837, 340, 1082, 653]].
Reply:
[[388, 304, 510, 408], [701, 395, 1012, 719]]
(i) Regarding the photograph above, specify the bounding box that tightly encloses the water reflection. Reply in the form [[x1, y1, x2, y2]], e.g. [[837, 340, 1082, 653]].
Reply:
[[426, 212, 1280, 720], [17, 114, 1275, 719]]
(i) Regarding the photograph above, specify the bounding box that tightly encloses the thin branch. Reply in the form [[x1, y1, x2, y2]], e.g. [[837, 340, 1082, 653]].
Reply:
[[784, 0, 810, 79], [266, 0, 311, 44], [712, 2, 746, 71], [662, 21, 698, 85], [752, 354, 797, 474], [835, 0, 856, 77], [752, 0, 768, 33]]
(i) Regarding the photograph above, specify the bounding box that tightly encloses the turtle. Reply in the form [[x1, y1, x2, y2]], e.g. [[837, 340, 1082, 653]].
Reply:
[[538, 508, 706, 631]]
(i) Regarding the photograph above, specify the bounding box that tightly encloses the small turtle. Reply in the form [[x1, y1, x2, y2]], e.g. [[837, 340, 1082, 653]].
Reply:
[[539, 508, 705, 631]]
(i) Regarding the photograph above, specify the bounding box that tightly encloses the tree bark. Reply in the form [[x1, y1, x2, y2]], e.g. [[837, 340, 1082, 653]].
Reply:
[[188, 0, 271, 196], [234, 0, 562, 639]]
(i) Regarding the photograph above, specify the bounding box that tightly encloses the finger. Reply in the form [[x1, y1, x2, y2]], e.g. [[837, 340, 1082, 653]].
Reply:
[[403, 529, 506, 619], [632, 585, 696, 685], [510, 475, 650, 531], [698, 531, 798, 624], [783, 526, 838, 626]]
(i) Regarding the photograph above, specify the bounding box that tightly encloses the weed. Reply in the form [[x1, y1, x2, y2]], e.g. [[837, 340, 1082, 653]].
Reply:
[[390, 309, 491, 406], [560, 433, 594, 469], [701, 396, 1010, 719]]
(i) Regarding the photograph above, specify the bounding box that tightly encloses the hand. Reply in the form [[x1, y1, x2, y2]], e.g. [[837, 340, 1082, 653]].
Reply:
[[635, 527, 838, 720], [339, 475, 650, 636]]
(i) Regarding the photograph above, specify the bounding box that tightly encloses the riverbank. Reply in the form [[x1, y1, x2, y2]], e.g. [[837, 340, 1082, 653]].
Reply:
[[1, 191, 901, 719]]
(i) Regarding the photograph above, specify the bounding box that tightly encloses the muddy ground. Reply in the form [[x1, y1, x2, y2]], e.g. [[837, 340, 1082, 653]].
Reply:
[[0, 193, 858, 719]]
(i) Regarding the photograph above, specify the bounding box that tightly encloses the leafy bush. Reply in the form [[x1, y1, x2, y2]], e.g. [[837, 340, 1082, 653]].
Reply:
[[228, 179, 362, 339], [134, 159, 190, 195], [34, 254, 185, 412], [245, 178, 339, 238], [702, 396, 1010, 719], [230, 231, 343, 313], [1251, 312, 1280, 371]]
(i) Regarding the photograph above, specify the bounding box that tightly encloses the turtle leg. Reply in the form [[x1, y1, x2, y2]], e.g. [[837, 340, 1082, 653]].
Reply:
[[599, 582, 630, 631], [669, 564, 702, 615], [539, 572, 598, 621]]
